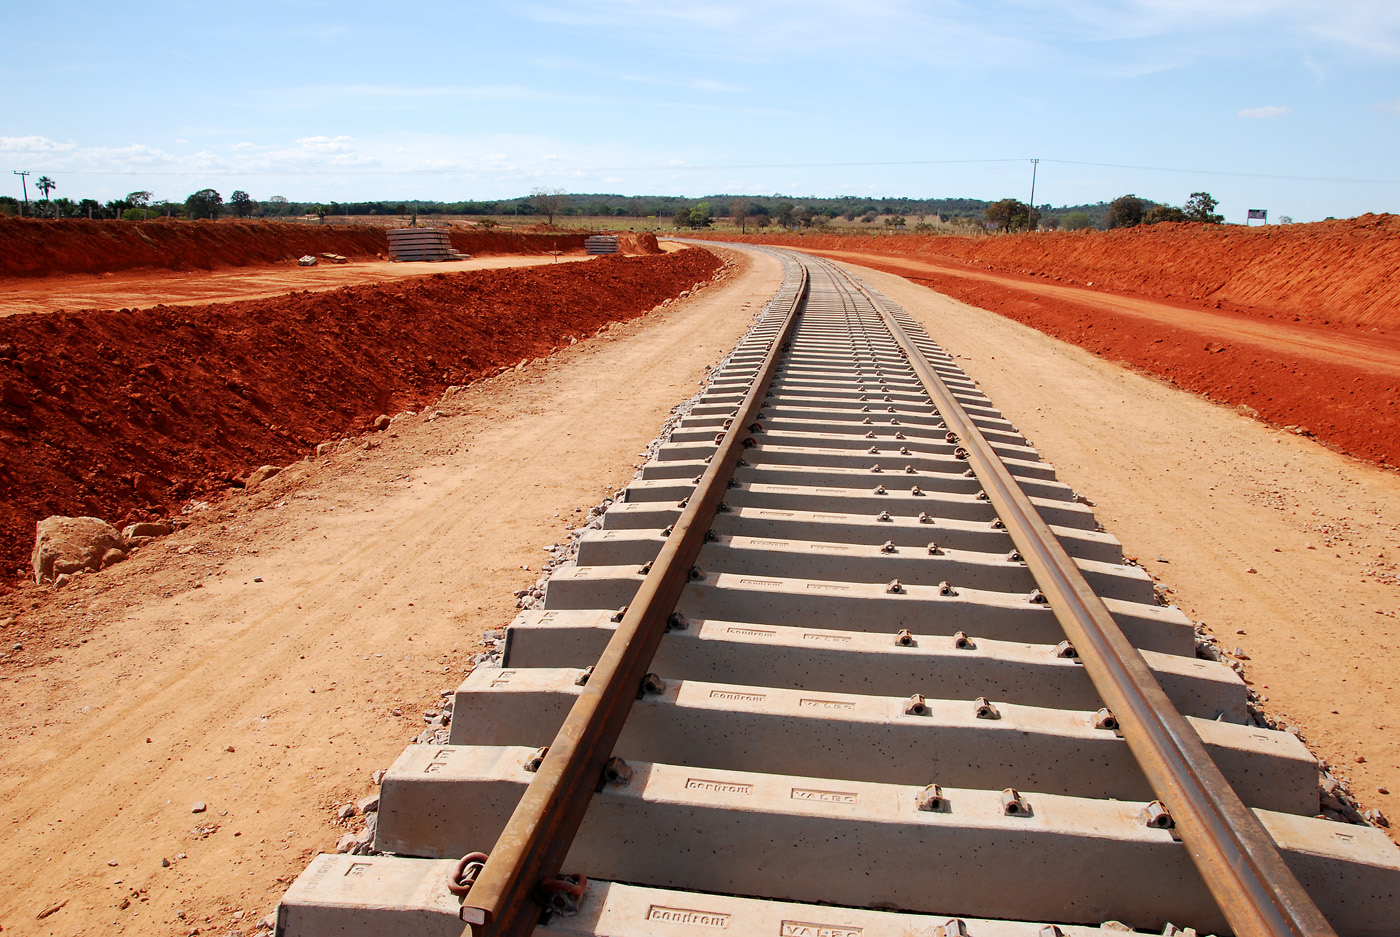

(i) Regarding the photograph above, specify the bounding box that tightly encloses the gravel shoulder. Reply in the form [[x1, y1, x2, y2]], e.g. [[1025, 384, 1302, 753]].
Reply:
[[0, 246, 780, 935], [844, 259, 1400, 832]]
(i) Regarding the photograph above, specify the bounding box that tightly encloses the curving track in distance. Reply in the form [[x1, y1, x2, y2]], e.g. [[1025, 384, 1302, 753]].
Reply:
[[275, 249, 1400, 937]]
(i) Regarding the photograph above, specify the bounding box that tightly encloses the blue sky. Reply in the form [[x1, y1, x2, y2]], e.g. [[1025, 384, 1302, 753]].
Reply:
[[4, 1, 1399, 222]]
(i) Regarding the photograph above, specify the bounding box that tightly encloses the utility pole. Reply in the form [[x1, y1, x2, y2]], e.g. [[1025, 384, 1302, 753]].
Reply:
[[13, 170, 30, 217], [1028, 159, 1039, 229]]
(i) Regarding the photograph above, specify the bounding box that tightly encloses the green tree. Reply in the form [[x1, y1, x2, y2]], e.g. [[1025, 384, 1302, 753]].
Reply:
[[125, 190, 153, 221], [229, 190, 255, 218], [185, 188, 223, 220], [1108, 194, 1146, 229], [1143, 204, 1187, 224], [884, 214, 907, 229], [35, 175, 56, 215], [1061, 211, 1093, 231], [311, 203, 329, 224], [672, 203, 714, 230], [265, 195, 290, 217], [985, 198, 1038, 232], [1184, 191, 1223, 224]]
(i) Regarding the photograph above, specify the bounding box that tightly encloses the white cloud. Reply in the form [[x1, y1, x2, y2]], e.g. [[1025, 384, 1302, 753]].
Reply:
[[1237, 105, 1292, 118], [0, 133, 377, 180], [1378, 99, 1400, 113], [0, 135, 78, 156]]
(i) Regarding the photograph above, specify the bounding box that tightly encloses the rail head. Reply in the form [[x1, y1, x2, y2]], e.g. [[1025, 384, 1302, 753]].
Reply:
[[455, 263, 809, 937], [810, 254, 1335, 937]]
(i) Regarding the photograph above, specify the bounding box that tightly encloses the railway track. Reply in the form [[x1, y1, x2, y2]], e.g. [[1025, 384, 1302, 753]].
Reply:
[[276, 249, 1400, 937]]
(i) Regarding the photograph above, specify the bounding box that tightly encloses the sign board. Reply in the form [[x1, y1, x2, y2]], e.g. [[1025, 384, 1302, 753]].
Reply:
[[1247, 209, 1267, 224]]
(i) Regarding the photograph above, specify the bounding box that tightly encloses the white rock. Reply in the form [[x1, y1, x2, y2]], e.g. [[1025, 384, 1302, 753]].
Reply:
[[32, 516, 126, 583], [244, 465, 282, 491]]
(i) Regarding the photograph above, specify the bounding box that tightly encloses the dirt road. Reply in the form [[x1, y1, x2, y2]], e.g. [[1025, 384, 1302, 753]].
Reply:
[[0, 255, 593, 318], [0, 247, 780, 936]]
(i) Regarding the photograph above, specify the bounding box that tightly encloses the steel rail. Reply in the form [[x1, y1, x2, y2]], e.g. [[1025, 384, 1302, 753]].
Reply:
[[817, 256, 1336, 937], [457, 265, 809, 937]]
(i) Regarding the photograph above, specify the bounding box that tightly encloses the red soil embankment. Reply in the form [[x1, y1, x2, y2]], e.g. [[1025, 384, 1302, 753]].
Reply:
[[620, 232, 663, 254], [0, 247, 722, 585], [447, 230, 661, 256], [703, 215, 1400, 330], [0, 220, 659, 280], [0, 218, 389, 278], [447, 230, 586, 256], [876, 263, 1400, 467]]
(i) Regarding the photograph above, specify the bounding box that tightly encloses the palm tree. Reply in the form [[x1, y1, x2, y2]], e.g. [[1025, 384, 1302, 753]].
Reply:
[[35, 176, 56, 216]]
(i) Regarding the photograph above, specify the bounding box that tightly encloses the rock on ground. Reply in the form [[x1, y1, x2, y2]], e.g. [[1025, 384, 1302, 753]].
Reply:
[[31, 516, 127, 584], [244, 465, 282, 491]]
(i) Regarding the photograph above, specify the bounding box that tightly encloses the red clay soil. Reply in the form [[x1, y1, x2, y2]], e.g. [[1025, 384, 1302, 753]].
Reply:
[[448, 230, 661, 256], [0, 247, 721, 587], [0, 219, 659, 279], [446, 230, 582, 256], [809, 252, 1400, 468], [702, 215, 1400, 330], [0, 218, 389, 278]]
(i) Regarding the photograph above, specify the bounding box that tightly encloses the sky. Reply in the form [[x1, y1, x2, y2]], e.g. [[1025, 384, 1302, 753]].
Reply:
[[4, 1, 1400, 223]]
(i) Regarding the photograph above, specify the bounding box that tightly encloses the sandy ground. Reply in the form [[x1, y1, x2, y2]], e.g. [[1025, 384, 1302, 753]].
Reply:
[[0, 255, 592, 317], [839, 260, 1400, 821], [0, 247, 780, 935]]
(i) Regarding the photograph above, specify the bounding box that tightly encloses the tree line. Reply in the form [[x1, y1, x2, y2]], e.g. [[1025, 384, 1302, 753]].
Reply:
[[1, 181, 1232, 232], [976, 191, 1224, 233]]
